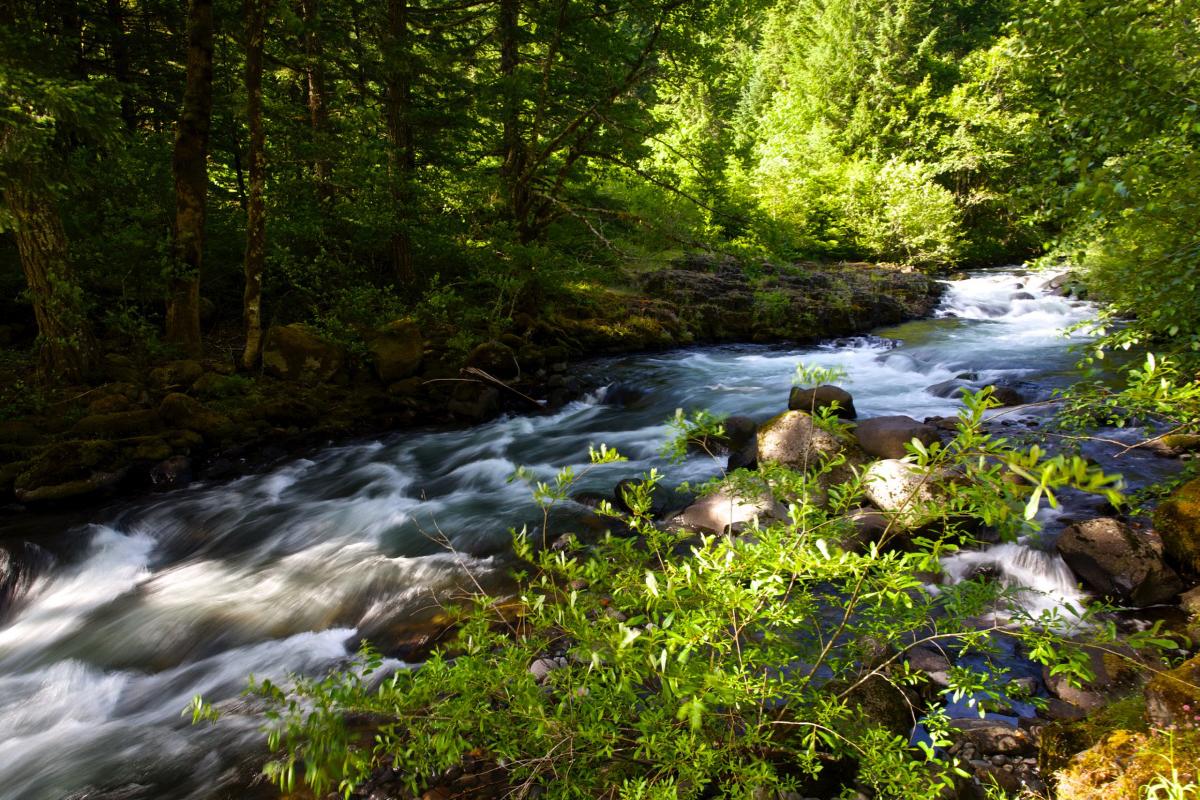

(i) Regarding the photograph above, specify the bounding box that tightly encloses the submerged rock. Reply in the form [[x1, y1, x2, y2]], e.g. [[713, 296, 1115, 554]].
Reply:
[[1055, 518, 1183, 606]]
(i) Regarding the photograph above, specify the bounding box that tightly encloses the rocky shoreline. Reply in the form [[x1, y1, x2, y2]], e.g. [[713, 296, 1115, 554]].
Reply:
[[0, 258, 944, 518]]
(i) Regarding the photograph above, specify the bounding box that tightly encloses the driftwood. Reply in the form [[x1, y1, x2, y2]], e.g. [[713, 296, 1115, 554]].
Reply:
[[459, 366, 547, 412]]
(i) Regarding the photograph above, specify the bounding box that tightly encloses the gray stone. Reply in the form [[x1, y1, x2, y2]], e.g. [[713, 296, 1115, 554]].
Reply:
[[855, 415, 940, 460], [1056, 517, 1183, 606], [788, 385, 856, 419]]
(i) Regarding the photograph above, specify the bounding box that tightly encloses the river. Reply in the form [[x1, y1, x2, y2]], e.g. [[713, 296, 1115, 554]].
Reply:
[[0, 269, 1171, 799]]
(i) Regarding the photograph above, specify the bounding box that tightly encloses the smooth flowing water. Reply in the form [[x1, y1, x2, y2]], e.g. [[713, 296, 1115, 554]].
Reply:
[[0, 269, 1160, 799]]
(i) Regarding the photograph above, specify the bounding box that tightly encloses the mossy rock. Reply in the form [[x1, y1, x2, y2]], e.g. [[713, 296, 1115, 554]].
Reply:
[[0, 420, 41, 446], [465, 341, 518, 380], [262, 324, 347, 384], [158, 393, 235, 442], [1054, 729, 1200, 800], [150, 359, 205, 389], [15, 439, 119, 491], [70, 409, 163, 439], [1144, 653, 1200, 728], [368, 319, 424, 384], [190, 372, 249, 398], [120, 435, 174, 463], [1039, 692, 1147, 777], [1153, 477, 1200, 574]]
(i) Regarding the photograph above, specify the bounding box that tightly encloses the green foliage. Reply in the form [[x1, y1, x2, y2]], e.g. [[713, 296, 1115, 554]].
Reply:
[[197, 392, 1153, 798]]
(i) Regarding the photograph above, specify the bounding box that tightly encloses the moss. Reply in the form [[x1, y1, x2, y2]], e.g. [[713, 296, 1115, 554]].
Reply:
[[1040, 692, 1148, 777], [1154, 477, 1200, 574], [15, 439, 118, 491], [1054, 729, 1200, 800]]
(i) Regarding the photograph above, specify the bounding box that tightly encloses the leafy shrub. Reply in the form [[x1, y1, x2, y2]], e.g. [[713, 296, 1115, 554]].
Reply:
[[193, 392, 1169, 799]]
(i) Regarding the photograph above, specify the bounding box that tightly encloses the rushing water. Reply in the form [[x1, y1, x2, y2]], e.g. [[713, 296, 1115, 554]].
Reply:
[[0, 269, 1168, 799]]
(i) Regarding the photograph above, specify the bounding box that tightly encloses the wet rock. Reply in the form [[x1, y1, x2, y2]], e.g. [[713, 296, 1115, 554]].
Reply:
[[448, 385, 500, 422], [725, 415, 759, 471], [855, 415, 940, 459], [925, 379, 974, 399], [262, 324, 346, 383], [838, 508, 891, 551], [158, 393, 234, 442], [1056, 518, 1183, 606], [905, 644, 951, 686], [149, 455, 192, 490], [465, 341, 518, 381], [1144, 653, 1200, 727], [1, 542, 54, 618], [986, 384, 1026, 407], [757, 410, 864, 480], [1181, 585, 1200, 616], [369, 319, 424, 384], [862, 459, 944, 529], [674, 486, 786, 535], [150, 359, 204, 389], [1153, 477, 1200, 574], [788, 385, 857, 419], [71, 409, 163, 439], [951, 718, 1036, 756]]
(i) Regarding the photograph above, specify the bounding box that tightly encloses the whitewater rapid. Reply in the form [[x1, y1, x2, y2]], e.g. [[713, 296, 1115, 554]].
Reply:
[[0, 269, 1130, 799]]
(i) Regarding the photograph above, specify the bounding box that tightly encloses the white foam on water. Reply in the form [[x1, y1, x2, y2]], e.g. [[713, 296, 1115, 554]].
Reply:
[[940, 543, 1090, 626]]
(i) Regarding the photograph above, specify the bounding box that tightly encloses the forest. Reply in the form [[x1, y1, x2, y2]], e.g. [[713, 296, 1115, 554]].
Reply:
[[3, 0, 1200, 799]]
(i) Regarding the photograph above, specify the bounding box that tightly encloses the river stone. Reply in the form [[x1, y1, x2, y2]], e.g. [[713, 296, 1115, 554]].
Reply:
[[262, 324, 346, 383], [925, 378, 973, 399], [905, 645, 951, 686], [1055, 517, 1183, 606], [757, 411, 863, 477], [862, 459, 943, 529], [369, 319, 424, 384], [986, 384, 1026, 407], [950, 718, 1036, 756], [1153, 477, 1200, 574], [788, 385, 857, 419], [674, 486, 786, 535], [855, 415, 939, 460]]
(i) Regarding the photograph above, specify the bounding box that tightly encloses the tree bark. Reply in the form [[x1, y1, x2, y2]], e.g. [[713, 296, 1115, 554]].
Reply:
[[166, 0, 214, 358], [105, 0, 136, 129], [242, 0, 267, 369], [386, 0, 416, 286], [497, 0, 529, 240], [4, 179, 95, 383], [301, 0, 332, 196]]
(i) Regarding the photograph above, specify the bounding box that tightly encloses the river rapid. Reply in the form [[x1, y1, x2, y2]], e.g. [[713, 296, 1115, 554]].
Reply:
[[0, 269, 1176, 799]]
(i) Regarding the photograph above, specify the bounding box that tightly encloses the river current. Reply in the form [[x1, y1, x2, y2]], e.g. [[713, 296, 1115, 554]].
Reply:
[[0, 269, 1169, 799]]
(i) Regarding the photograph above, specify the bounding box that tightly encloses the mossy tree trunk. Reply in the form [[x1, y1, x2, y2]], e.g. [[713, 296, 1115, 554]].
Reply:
[[166, 0, 214, 358], [241, 0, 267, 369], [3, 175, 95, 383]]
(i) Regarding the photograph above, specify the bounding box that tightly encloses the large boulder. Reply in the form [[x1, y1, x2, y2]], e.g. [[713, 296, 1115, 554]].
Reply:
[[158, 393, 234, 442], [855, 415, 939, 460], [1153, 477, 1200, 574], [262, 324, 346, 384], [862, 459, 943, 529], [757, 410, 864, 480], [1055, 518, 1183, 606], [788, 385, 857, 419], [369, 319, 423, 384], [673, 486, 786, 535]]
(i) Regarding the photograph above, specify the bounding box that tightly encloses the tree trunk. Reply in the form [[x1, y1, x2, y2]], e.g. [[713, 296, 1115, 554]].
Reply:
[[386, 0, 416, 286], [242, 0, 267, 369], [105, 0, 136, 129], [497, 0, 529, 239], [301, 0, 332, 196], [166, 0, 214, 358], [4, 180, 95, 383]]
